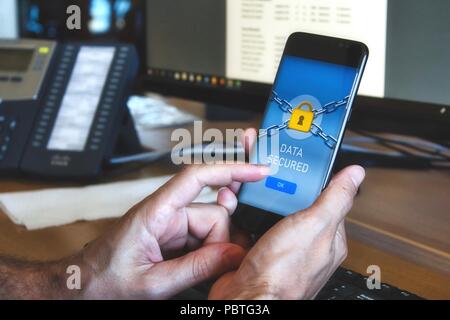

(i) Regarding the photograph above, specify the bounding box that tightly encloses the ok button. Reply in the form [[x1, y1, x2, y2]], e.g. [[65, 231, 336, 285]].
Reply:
[[265, 176, 297, 195]]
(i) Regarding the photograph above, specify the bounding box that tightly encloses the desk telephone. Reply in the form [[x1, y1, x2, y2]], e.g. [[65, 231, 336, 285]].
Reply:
[[0, 39, 142, 179]]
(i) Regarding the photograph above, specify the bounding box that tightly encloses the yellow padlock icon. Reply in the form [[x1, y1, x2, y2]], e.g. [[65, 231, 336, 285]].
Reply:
[[288, 101, 314, 132]]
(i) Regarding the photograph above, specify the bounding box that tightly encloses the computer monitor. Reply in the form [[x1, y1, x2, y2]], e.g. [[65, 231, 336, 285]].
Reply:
[[17, 0, 143, 43], [142, 0, 450, 139]]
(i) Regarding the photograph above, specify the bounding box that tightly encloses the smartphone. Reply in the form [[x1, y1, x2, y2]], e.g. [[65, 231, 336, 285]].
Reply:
[[233, 32, 368, 236]]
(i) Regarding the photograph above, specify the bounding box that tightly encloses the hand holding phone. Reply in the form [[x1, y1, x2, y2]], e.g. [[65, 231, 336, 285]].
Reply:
[[210, 163, 365, 300]]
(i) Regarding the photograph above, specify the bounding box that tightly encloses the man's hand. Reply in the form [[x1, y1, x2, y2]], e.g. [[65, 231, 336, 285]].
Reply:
[[208, 164, 364, 300], [0, 128, 364, 300], [77, 163, 269, 299], [0, 160, 267, 300]]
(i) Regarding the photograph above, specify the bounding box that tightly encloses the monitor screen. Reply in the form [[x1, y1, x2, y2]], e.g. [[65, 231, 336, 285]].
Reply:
[[145, 0, 450, 107]]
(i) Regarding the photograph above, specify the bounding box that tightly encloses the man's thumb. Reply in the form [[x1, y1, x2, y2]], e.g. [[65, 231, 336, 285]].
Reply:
[[149, 243, 245, 298], [310, 165, 365, 224]]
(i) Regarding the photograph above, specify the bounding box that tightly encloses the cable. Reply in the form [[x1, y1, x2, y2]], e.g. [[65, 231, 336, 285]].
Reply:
[[108, 143, 245, 166], [109, 150, 169, 165], [342, 131, 450, 170], [351, 130, 450, 162]]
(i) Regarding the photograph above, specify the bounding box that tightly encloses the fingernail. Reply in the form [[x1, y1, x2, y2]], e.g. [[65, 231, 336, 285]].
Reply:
[[349, 166, 365, 187], [257, 165, 271, 176]]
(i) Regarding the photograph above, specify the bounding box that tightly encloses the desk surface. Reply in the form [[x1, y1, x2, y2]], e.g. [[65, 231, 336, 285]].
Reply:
[[0, 99, 449, 299]]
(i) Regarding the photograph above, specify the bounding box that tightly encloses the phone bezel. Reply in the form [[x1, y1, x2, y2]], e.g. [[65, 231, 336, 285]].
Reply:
[[233, 32, 369, 236]]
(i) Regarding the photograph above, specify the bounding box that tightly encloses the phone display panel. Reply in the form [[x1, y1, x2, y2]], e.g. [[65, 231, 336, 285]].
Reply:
[[238, 33, 368, 219]]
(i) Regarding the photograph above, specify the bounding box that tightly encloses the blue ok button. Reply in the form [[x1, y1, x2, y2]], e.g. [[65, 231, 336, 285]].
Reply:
[[265, 176, 297, 195]]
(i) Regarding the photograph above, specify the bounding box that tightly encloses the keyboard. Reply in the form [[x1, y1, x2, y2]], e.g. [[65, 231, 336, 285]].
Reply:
[[315, 267, 423, 300], [174, 267, 423, 300]]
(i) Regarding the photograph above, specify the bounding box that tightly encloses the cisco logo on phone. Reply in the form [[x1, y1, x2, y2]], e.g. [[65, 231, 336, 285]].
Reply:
[[50, 154, 71, 167]]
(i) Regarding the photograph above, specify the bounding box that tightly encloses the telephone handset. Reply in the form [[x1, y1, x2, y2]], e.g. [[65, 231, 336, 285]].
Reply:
[[0, 39, 142, 179]]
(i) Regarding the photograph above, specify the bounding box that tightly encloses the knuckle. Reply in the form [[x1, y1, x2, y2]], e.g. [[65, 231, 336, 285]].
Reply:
[[192, 254, 212, 282], [331, 187, 355, 215], [219, 207, 231, 223], [291, 209, 315, 224], [182, 164, 208, 186], [287, 211, 332, 245], [209, 203, 229, 220], [285, 212, 302, 225], [213, 206, 231, 228], [217, 202, 231, 216], [285, 212, 320, 233], [340, 177, 358, 202], [182, 164, 200, 176], [304, 209, 333, 234]]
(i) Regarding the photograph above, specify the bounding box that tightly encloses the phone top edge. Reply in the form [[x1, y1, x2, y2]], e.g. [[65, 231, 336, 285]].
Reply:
[[287, 31, 369, 50], [284, 32, 368, 68]]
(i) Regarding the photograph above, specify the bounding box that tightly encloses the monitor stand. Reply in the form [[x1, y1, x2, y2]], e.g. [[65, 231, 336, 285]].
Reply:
[[205, 103, 258, 121]]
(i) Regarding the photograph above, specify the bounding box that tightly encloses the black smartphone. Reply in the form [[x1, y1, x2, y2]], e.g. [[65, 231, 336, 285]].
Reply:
[[233, 32, 368, 236]]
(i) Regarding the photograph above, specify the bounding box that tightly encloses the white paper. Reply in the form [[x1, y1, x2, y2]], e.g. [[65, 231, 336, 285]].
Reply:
[[0, 175, 217, 230]]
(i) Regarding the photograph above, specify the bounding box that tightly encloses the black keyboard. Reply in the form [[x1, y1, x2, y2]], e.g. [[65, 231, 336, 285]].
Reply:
[[315, 267, 423, 300], [174, 267, 423, 300]]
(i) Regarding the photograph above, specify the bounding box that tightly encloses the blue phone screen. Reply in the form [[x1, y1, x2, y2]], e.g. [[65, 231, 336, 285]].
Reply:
[[239, 55, 359, 215]]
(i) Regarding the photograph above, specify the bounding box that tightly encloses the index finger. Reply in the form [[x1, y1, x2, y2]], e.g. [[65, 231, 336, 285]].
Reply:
[[228, 128, 258, 194], [152, 163, 270, 209]]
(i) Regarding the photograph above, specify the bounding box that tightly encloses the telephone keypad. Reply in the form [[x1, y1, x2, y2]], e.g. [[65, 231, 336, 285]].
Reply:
[[30, 46, 76, 149], [84, 46, 133, 151], [0, 41, 139, 178], [0, 116, 17, 161]]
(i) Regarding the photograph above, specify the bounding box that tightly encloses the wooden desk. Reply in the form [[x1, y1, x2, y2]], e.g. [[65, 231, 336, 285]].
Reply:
[[0, 99, 449, 299]]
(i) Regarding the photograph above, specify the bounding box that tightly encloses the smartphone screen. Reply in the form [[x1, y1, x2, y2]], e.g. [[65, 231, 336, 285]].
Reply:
[[238, 35, 367, 217]]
